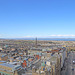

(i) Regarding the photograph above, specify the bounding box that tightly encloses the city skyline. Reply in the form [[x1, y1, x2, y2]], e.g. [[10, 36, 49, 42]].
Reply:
[[0, 0, 75, 38]]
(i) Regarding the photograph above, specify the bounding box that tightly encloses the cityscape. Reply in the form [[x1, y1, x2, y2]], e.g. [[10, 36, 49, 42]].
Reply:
[[0, 39, 75, 75], [0, 0, 75, 75]]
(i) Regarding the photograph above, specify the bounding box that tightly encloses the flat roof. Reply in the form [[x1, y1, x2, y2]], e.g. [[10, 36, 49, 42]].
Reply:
[[0, 63, 22, 72], [0, 61, 6, 63], [0, 63, 15, 68], [0, 63, 21, 69]]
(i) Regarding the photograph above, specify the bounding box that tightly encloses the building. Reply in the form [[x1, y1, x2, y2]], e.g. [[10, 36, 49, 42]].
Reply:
[[0, 53, 8, 61], [0, 63, 24, 75]]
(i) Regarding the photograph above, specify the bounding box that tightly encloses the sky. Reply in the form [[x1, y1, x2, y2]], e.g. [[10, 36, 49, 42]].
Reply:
[[0, 0, 75, 38]]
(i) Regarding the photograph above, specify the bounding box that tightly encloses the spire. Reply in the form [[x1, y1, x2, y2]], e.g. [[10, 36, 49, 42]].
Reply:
[[35, 37, 37, 48]]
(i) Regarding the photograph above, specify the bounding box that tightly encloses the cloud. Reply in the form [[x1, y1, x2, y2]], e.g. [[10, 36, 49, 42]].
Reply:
[[1, 34, 75, 38], [24, 35, 75, 38], [49, 35, 75, 37], [24, 36, 36, 38]]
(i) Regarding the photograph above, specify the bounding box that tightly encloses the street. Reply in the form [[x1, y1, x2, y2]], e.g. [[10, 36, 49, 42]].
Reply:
[[61, 51, 75, 75]]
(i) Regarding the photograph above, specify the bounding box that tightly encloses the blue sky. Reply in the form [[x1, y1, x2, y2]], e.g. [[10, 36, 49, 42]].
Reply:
[[0, 0, 75, 38]]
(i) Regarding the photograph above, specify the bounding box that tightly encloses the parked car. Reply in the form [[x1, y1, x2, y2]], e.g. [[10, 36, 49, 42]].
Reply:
[[73, 59, 75, 64], [72, 68, 74, 71]]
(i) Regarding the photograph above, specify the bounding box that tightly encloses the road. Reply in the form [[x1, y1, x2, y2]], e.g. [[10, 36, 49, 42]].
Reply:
[[71, 51, 75, 75], [66, 51, 75, 75], [61, 51, 75, 75]]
